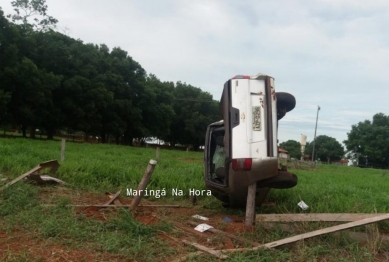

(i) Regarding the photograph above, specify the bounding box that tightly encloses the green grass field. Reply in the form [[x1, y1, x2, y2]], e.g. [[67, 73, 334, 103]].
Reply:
[[0, 137, 205, 194], [1, 138, 389, 261]]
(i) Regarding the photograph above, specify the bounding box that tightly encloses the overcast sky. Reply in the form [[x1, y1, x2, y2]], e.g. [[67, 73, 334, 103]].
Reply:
[[1, 0, 388, 147]]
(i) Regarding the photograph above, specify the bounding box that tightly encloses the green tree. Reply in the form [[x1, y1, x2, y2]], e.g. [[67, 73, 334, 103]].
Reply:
[[344, 113, 389, 168], [0, 9, 15, 130], [168, 82, 219, 149], [106, 47, 146, 145], [141, 74, 175, 141], [279, 140, 302, 159], [1, 4, 222, 147], [0, 8, 18, 67], [29, 30, 75, 138], [0, 90, 11, 128], [306, 135, 344, 163], [7, 0, 58, 31], [1, 57, 61, 137], [59, 76, 92, 134]]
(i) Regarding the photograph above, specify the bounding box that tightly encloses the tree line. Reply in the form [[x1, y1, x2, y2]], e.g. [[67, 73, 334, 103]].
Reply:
[[280, 135, 345, 164], [2, 1, 388, 165], [344, 113, 389, 168], [0, 3, 220, 148], [280, 113, 389, 168]]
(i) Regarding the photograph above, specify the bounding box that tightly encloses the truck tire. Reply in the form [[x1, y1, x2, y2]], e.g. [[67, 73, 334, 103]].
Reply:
[[276, 92, 296, 120]]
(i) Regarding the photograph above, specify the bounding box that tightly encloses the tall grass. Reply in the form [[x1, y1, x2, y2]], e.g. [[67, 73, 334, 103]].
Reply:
[[2, 138, 389, 261], [1, 138, 388, 211], [0, 183, 172, 260], [0, 138, 204, 196], [266, 164, 389, 214]]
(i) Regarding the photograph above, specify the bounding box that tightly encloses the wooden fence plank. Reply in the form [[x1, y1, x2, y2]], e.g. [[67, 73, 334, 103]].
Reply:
[[220, 213, 389, 253], [0, 165, 41, 191], [42, 204, 180, 208], [182, 240, 228, 259], [256, 213, 387, 222], [103, 190, 121, 205]]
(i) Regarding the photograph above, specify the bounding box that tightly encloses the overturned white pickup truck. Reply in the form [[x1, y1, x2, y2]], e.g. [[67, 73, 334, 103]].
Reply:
[[204, 73, 297, 207]]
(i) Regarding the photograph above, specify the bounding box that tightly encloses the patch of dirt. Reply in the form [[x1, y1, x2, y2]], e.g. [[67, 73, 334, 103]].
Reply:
[[135, 213, 158, 225], [222, 237, 235, 249], [39, 186, 110, 205], [375, 252, 389, 262], [0, 230, 124, 262], [7, 186, 389, 261], [76, 206, 114, 221]]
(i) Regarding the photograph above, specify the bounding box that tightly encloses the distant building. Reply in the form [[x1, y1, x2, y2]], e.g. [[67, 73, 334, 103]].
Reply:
[[278, 148, 290, 159]]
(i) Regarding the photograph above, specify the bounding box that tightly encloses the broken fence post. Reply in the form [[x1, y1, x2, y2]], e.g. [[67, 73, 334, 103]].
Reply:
[[61, 138, 66, 162], [130, 159, 157, 211], [156, 147, 160, 160], [245, 182, 257, 227]]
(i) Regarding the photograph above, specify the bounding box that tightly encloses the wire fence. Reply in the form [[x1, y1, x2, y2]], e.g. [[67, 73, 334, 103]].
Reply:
[[279, 158, 316, 170]]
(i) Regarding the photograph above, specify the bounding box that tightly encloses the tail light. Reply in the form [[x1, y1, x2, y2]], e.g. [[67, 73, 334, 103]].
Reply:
[[232, 158, 252, 171]]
